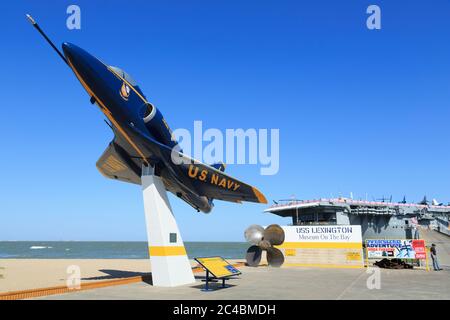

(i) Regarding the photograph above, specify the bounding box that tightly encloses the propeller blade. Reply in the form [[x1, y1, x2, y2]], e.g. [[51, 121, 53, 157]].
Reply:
[[245, 245, 263, 267], [263, 224, 285, 246], [266, 247, 285, 268], [259, 239, 271, 250], [244, 224, 264, 245]]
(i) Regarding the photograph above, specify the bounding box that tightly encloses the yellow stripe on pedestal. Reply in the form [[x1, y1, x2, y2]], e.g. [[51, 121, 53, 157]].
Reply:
[[149, 246, 187, 256]]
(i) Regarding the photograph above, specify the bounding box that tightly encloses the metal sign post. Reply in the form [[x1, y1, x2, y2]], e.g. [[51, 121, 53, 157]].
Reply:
[[195, 257, 241, 291], [365, 240, 369, 267]]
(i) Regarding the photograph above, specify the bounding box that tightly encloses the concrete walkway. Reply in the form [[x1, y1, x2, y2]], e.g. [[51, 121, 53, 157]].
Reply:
[[37, 265, 450, 300], [25, 230, 450, 300], [421, 229, 450, 266]]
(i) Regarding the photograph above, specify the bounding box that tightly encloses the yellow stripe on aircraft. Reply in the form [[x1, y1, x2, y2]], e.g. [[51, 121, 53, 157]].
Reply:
[[252, 187, 268, 204]]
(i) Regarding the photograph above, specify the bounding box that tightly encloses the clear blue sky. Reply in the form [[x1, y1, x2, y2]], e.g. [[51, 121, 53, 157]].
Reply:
[[1, 0, 449, 241]]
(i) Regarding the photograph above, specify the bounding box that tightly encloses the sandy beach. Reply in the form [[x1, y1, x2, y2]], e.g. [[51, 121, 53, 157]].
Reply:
[[0, 259, 242, 293]]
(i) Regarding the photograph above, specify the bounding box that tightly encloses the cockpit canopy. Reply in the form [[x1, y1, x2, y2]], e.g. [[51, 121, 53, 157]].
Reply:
[[109, 65, 146, 98], [109, 66, 138, 86]]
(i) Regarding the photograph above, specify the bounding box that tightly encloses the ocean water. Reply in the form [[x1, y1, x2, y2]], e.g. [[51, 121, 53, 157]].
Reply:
[[0, 241, 248, 259]]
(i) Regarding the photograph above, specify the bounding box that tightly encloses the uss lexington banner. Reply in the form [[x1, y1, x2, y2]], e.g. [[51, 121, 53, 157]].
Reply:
[[276, 225, 364, 268]]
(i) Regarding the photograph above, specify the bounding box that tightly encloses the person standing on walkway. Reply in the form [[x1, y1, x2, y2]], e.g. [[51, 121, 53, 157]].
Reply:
[[430, 243, 442, 271]]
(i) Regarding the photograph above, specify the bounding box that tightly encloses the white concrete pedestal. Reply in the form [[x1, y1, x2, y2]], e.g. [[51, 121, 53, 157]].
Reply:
[[141, 165, 195, 287]]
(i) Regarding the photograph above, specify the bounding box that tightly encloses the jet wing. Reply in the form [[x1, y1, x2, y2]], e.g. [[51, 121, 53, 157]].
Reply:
[[171, 152, 267, 204], [96, 141, 141, 185]]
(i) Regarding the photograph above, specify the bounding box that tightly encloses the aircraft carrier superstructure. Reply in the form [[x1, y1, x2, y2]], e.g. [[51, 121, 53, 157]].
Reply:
[[265, 197, 450, 240]]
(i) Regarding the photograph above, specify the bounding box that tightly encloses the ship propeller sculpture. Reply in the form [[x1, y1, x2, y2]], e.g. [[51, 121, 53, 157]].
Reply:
[[244, 224, 285, 267]]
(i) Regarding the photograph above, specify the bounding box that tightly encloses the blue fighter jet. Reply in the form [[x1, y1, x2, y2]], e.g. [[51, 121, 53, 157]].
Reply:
[[27, 15, 267, 213]]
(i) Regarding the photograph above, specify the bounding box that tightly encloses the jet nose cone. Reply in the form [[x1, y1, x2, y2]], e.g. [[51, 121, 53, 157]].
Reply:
[[61, 42, 93, 77], [62, 42, 75, 61], [60, 43, 110, 99]]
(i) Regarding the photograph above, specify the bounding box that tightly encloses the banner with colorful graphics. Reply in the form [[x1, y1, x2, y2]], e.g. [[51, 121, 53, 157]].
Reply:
[[366, 239, 426, 259], [275, 225, 364, 268]]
